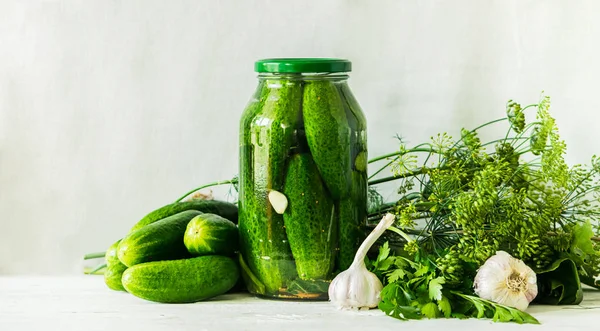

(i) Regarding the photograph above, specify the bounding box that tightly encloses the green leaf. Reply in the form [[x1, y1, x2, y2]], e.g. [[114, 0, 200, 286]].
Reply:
[[238, 254, 266, 294], [535, 257, 583, 305], [492, 306, 513, 323], [396, 305, 422, 320], [379, 301, 422, 320], [421, 302, 441, 318], [378, 241, 391, 262], [428, 276, 445, 301], [570, 221, 596, 263], [381, 282, 413, 306], [471, 297, 487, 319], [387, 268, 407, 283], [286, 279, 330, 295], [414, 265, 430, 277], [453, 292, 540, 324], [512, 308, 540, 324], [379, 258, 395, 271], [438, 295, 452, 318]]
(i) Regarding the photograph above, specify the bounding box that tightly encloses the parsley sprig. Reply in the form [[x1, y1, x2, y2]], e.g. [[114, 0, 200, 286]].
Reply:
[[371, 243, 539, 324]]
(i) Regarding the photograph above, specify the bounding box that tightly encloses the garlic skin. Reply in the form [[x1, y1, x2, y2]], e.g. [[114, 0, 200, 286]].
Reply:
[[182, 189, 213, 201], [328, 213, 396, 310], [474, 251, 538, 311]]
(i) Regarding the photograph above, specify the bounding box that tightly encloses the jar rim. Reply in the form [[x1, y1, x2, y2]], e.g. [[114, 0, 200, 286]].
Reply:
[[257, 72, 348, 81], [255, 58, 351, 74]]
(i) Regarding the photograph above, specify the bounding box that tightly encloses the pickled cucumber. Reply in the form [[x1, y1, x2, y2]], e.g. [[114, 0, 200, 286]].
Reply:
[[283, 153, 336, 280], [335, 82, 368, 270], [303, 81, 352, 200], [337, 171, 368, 270], [239, 78, 302, 294]]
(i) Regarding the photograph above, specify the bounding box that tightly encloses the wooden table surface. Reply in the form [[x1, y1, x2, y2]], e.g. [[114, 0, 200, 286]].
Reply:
[[1, 276, 599, 331]]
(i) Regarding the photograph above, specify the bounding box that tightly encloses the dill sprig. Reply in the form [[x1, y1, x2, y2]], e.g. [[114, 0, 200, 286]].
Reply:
[[367, 93, 600, 289]]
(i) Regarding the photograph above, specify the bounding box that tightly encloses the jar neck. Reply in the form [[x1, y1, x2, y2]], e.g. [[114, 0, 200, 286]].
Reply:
[[258, 72, 349, 82]]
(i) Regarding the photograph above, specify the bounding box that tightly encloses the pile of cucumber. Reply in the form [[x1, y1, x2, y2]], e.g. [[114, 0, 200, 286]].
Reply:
[[102, 199, 241, 303]]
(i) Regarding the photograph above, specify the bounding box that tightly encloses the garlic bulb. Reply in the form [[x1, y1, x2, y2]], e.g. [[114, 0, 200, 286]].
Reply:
[[473, 251, 538, 311], [328, 213, 396, 310]]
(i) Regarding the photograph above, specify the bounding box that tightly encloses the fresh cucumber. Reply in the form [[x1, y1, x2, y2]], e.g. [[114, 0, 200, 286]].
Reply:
[[184, 213, 238, 256], [122, 255, 239, 303], [238, 78, 302, 294], [130, 200, 238, 233], [105, 239, 122, 265], [303, 80, 352, 200], [104, 262, 128, 292], [104, 239, 128, 291], [283, 153, 336, 280], [118, 210, 202, 267]]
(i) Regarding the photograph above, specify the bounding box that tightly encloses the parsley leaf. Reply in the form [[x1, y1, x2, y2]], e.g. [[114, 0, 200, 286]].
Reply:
[[428, 276, 445, 301], [387, 268, 407, 283], [452, 292, 540, 324], [438, 295, 452, 318], [378, 242, 391, 263], [421, 302, 441, 318]]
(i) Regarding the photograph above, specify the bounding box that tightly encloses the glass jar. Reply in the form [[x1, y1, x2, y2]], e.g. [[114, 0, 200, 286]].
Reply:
[[238, 58, 367, 300]]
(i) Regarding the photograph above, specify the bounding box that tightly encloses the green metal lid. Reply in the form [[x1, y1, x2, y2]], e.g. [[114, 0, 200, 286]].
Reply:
[[255, 58, 351, 73]]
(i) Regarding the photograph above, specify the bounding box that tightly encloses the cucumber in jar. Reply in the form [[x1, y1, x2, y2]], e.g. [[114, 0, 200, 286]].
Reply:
[[337, 171, 368, 270], [302, 81, 352, 200], [283, 153, 336, 280], [335, 82, 368, 270], [238, 78, 301, 295]]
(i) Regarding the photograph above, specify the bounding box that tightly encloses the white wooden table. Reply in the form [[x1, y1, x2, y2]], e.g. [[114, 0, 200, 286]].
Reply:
[[1, 276, 599, 331]]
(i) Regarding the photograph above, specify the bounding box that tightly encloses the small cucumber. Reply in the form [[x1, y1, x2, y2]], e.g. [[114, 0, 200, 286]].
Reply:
[[104, 262, 128, 292], [303, 81, 351, 200], [283, 153, 336, 280], [335, 82, 368, 271], [238, 78, 302, 295], [118, 210, 202, 267], [122, 255, 239, 303], [104, 239, 128, 291], [130, 200, 238, 232], [337, 172, 367, 271], [105, 239, 122, 265], [184, 213, 238, 256]]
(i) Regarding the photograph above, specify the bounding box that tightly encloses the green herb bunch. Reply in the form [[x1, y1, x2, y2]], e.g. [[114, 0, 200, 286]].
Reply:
[[367, 93, 600, 322], [370, 242, 540, 323]]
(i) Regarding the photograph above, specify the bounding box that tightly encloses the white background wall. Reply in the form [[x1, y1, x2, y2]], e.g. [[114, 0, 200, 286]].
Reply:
[[1, 0, 599, 274]]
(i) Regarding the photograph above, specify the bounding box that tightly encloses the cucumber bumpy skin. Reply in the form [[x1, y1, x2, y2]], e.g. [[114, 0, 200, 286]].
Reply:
[[335, 82, 368, 271], [104, 262, 128, 292], [105, 239, 122, 265], [184, 213, 239, 256], [302, 80, 352, 200], [122, 255, 239, 303], [129, 200, 238, 233], [337, 170, 368, 270], [238, 78, 301, 295], [104, 239, 128, 291], [283, 153, 336, 280], [118, 210, 202, 267]]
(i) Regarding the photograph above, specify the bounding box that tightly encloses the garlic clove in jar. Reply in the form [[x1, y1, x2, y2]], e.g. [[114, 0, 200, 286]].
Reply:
[[473, 251, 538, 311], [268, 190, 288, 214]]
